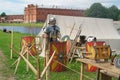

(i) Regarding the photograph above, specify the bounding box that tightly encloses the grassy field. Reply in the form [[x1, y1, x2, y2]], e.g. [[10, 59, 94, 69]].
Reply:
[[0, 30, 117, 80], [0, 22, 44, 27]]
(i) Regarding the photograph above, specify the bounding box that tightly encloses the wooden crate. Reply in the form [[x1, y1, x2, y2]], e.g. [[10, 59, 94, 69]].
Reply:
[[94, 45, 111, 60]]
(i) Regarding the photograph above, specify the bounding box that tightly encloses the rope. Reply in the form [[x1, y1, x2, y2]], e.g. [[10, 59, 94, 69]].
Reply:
[[53, 60, 95, 80]]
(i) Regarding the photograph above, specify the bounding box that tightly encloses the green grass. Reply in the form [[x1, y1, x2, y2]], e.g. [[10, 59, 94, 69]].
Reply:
[[0, 22, 44, 27], [0, 30, 118, 80]]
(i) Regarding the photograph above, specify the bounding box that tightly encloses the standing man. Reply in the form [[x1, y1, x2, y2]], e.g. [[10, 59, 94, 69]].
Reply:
[[42, 17, 61, 80], [42, 17, 61, 43]]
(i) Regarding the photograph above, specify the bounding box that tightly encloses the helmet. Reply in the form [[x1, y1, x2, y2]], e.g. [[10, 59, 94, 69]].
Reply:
[[49, 17, 56, 23], [87, 36, 96, 42]]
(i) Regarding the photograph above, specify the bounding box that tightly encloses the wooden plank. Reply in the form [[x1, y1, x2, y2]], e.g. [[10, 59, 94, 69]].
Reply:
[[74, 46, 85, 50], [100, 70, 119, 78], [76, 59, 120, 75]]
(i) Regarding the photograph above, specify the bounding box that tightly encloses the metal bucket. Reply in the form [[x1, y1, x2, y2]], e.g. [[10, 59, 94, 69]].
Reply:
[[50, 42, 67, 72], [21, 36, 36, 56]]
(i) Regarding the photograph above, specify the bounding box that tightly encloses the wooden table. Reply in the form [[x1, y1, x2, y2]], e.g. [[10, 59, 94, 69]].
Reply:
[[76, 58, 120, 80]]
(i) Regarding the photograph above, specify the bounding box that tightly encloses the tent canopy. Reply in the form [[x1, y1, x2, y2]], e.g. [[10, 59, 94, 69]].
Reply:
[[38, 14, 120, 56]]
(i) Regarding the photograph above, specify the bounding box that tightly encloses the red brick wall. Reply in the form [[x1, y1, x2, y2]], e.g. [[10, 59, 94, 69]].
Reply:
[[6, 15, 24, 20], [0, 15, 24, 23], [24, 4, 37, 23], [24, 4, 85, 23]]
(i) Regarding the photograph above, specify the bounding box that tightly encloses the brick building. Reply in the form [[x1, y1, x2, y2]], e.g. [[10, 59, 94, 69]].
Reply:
[[6, 15, 24, 23], [0, 15, 24, 23], [24, 4, 85, 23]]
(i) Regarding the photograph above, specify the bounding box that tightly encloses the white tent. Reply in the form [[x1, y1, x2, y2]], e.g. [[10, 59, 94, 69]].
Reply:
[[37, 14, 120, 57]]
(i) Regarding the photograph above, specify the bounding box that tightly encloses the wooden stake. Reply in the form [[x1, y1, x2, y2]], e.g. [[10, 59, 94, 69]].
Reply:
[[80, 62, 84, 80], [46, 50, 49, 80], [40, 51, 56, 80], [13, 44, 37, 75], [26, 48, 29, 72], [19, 51, 37, 75], [10, 27, 14, 59], [13, 45, 27, 74], [14, 58, 21, 74], [37, 58, 40, 79]]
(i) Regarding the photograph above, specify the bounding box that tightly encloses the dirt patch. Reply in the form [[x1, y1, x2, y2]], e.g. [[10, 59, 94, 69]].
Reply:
[[0, 50, 16, 80]]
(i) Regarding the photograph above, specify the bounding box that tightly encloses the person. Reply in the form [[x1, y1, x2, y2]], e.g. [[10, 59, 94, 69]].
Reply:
[[42, 17, 61, 42], [42, 17, 62, 79]]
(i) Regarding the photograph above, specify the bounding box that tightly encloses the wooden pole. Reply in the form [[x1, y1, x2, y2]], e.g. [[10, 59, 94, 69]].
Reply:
[[26, 48, 29, 72], [10, 26, 14, 59], [37, 58, 40, 79], [46, 50, 49, 80], [80, 62, 84, 80], [96, 68, 100, 80], [40, 51, 56, 80], [11, 46, 26, 66], [13, 45, 27, 74], [19, 51, 38, 75], [14, 58, 21, 74]]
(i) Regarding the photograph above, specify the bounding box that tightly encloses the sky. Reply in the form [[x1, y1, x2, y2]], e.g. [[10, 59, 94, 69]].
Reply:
[[0, 0, 120, 15]]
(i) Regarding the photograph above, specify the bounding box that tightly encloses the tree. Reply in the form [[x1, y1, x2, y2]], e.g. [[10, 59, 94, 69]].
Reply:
[[85, 3, 108, 18], [0, 12, 6, 17], [108, 5, 119, 20], [118, 15, 120, 20]]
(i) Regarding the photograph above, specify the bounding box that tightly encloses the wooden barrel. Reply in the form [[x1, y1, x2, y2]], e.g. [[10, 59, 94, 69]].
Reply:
[[21, 36, 36, 56], [50, 42, 67, 72]]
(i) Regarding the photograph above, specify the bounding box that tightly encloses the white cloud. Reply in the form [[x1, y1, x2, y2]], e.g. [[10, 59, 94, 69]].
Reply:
[[0, 0, 26, 14], [0, 0, 119, 14]]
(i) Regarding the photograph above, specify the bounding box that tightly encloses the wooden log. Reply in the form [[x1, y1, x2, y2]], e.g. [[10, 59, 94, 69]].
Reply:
[[40, 50, 56, 80]]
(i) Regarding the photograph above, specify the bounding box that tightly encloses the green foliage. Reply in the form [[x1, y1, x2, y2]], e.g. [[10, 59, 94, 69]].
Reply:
[[85, 3, 120, 20], [108, 5, 120, 20], [118, 15, 120, 20], [0, 12, 6, 17], [85, 3, 108, 18]]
